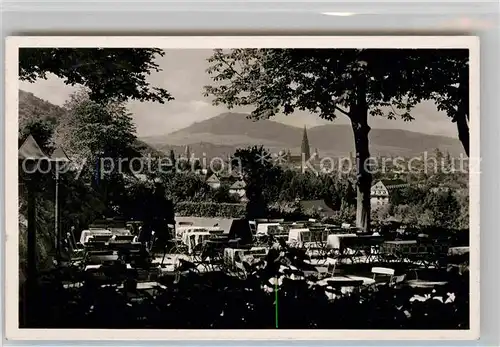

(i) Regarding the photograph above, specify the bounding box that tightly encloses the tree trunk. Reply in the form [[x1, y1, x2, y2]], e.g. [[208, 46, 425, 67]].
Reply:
[[350, 75, 372, 233], [351, 120, 372, 232], [456, 111, 469, 157], [456, 69, 470, 157]]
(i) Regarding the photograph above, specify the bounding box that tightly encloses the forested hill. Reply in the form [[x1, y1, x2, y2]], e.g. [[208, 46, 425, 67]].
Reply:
[[19, 89, 160, 156]]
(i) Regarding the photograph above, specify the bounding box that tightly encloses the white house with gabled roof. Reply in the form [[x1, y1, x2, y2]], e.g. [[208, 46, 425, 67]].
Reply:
[[206, 174, 221, 189], [370, 179, 410, 208]]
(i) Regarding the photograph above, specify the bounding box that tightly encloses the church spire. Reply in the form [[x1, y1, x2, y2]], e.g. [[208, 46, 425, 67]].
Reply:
[[301, 125, 311, 161]]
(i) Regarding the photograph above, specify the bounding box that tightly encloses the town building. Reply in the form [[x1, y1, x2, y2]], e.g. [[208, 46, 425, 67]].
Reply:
[[206, 173, 221, 189], [205, 171, 247, 201], [370, 179, 410, 209], [278, 126, 321, 171]]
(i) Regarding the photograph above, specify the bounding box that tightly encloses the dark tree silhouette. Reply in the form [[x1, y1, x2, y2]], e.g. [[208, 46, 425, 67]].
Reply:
[[19, 48, 173, 104], [232, 146, 273, 219]]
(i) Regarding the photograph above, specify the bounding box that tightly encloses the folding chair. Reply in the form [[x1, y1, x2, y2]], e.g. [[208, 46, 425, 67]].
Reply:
[[191, 242, 211, 271], [326, 257, 338, 277], [234, 260, 248, 280], [169, 235, 188, 255], [69, 243, 85, 266], [317, 257, 341, 279], [389, 274, 407, 287], [379, 242, 398, 263], [340, 238, 365, 264]]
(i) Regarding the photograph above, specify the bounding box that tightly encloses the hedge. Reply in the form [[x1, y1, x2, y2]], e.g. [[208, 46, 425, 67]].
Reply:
[[175, 201, 247, 218]]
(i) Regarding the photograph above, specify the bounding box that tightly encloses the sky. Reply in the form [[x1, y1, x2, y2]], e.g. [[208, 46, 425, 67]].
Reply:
[[19, 49, 458, 139]]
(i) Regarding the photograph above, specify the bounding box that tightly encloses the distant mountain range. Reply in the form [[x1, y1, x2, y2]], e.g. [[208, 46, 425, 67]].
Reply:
[[142, 112, 465, 159]]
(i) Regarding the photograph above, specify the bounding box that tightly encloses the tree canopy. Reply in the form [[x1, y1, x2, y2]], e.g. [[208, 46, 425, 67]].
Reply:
[[19, 48, 173, 104], [232, 146, 273, 219], [205, 49, 421, 122], [57, 90, 139, 162]]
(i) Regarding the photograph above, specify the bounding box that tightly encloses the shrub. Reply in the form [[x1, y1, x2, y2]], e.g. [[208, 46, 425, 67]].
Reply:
[[175, 201, 247, 218]]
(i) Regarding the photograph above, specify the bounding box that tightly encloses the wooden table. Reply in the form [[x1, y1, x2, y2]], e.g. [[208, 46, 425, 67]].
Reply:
[[382, 240, 450, 267], [326, 234, 357, 250], [383, 240, 417, 246], [333, 236, 383, 263]]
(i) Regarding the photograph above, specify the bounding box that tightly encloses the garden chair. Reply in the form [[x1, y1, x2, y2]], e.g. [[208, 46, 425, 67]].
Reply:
[[317, 257, 341, 279], [356, 266, 396, 291], [191, 242, 212, 271], [326, 257, 339, 277], [389, 274, 407, 287], [173, 259, 199, 284], [69, 244, 85, 266], [168, 235, 188, 255], [234, 260, 248, 280]]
